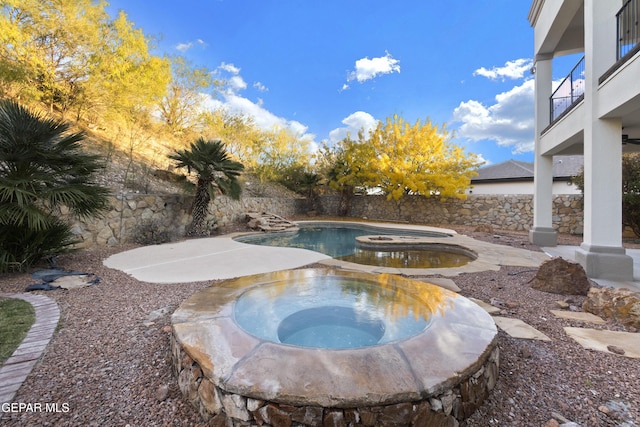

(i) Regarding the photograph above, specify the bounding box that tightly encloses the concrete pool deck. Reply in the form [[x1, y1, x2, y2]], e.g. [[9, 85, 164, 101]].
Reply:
[[103, 222, 551, 283], [103, 236, 331, 283]]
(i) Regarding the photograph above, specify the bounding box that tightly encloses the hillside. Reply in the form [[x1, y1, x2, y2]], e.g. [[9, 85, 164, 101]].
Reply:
[[78, 125, 300, 199]]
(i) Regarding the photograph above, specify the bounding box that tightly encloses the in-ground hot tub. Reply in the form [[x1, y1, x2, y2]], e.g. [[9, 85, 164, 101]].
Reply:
[[171, 269, 499, 426]]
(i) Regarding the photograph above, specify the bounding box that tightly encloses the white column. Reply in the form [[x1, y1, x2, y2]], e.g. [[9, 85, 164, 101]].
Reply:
[[529, 56, 557, 246], [575, 0, 633, 280]]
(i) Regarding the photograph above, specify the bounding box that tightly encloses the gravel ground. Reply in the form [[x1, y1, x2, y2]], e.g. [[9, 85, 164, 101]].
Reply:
[[1, 226, 639, 427]]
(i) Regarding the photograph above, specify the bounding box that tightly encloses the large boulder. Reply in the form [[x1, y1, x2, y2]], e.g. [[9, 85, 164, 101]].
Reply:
[[583, 287, 640, 329], [529, 257, 591, 296]]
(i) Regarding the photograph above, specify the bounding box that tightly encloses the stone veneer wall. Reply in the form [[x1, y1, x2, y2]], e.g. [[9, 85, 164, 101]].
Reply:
[[170, 333, 499, 427], [317, 194, 584, 235], [67, 192, 305, 247], [66, 192, 583, 248]]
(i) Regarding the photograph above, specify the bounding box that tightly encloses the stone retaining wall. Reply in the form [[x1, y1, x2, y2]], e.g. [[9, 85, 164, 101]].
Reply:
[[170, 332, 499, 427], [68, 192, 305, 247], [67, 192, 584, 248], [317, 194, 584, 235]]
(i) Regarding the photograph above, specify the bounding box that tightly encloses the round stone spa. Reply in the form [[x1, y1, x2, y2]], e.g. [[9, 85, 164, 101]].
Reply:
[[170, 269, 499, 426]]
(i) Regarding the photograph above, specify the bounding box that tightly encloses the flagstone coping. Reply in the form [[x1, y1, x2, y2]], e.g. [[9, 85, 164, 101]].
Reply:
[[320, 233, 550, 277], [564, 327, 640, 359], [550, 310, 606, 324], [493, 316, 551, 341], [469, 298, 502, 315], [0, 293, 59, 410], [417, 277, 461, 292]]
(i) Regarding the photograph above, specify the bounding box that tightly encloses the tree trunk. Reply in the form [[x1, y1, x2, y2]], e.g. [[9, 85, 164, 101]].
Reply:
[[187, 180, 211, 236]]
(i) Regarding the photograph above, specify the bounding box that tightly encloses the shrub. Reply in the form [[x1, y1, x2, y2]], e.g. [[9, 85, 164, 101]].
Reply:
[[0, 100, 110, 271]]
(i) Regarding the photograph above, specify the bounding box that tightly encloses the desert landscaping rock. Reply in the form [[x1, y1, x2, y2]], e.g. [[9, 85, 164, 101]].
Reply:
[[529, 257, 591, 295], [582, 287, 640, 328]]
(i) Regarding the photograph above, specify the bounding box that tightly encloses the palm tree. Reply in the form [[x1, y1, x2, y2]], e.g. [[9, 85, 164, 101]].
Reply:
[[0, 100, 110, 271], [169, 138, 244, 236]]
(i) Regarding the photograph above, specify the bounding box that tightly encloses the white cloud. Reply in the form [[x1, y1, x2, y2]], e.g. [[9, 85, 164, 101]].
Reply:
[[346, 52, 400, 85], [328, 111, 378, 144], [452, 79, 535, 154], [473, 58, 533, 81], [253, 82, 268, 92], [175, 42, 193, 53], [228, 75, 247, 91], [218, 62, 241, 75], [204, 61, 317, 150], [175, 39, 207, 53], [203, 92, 316, 143]]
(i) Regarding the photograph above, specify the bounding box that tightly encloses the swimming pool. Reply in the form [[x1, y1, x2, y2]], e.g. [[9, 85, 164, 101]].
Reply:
[[234, 223, 448, 257], [234, 222, 475, 269]]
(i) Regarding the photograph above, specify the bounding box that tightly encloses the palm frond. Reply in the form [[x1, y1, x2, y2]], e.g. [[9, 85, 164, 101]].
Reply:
[[0, 100, 110, 269]]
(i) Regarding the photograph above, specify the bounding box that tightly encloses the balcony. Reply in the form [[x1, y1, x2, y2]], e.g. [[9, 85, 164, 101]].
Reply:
[[549, 55, 585, 123], [618, 0, 639, 60]]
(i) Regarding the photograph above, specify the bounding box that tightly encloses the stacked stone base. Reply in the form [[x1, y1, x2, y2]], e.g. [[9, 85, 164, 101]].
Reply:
[[171, 334, 499, 427]]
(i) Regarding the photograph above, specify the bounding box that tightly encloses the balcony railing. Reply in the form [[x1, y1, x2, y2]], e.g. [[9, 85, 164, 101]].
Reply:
[[617, 0, 639, 60], [549, 55, 585, 122]]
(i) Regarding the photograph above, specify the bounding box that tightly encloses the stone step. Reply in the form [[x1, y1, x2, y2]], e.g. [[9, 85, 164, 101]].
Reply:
[[493, 316, 551, 341], [564, 327, 640, 358]]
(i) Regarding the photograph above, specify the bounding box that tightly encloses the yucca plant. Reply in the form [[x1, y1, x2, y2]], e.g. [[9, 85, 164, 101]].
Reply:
[[169, 138, 244, 236], [0, 100, 110, 271]]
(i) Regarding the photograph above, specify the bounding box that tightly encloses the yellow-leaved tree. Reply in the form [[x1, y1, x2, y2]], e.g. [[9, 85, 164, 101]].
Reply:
[[253, 127, 312, 183], [200, 110, 263, 167], [361, 114, 480, 200], [325, 114, 481, 214]]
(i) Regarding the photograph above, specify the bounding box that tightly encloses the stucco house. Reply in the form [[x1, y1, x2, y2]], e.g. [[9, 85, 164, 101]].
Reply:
[[468, 155, 583, 195], [528, 0, 640, 280]]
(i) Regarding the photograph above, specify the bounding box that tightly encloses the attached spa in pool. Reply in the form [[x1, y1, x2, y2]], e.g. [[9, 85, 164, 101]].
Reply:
[[171, 269, 499, 426], [235, 222, 476, 269]]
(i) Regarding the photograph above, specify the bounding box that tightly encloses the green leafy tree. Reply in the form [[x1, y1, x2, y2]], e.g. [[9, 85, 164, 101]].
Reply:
[[573, 154, 640, 237], [0, 100, 110, 271], [622, 154, 640, 237], [169, 138, 244, 236]]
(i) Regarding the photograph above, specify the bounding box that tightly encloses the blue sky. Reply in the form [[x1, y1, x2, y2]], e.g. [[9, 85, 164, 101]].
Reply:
[[106, 1, 578, 166]]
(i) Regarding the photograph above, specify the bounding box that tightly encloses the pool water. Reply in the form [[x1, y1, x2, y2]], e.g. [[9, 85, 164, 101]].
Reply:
[[233, 274, 432, 349], [235, 224, 447, 258], [339, 248, 472, 268], [277, 306, 386, 348], [235, 224, 474, 268]]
